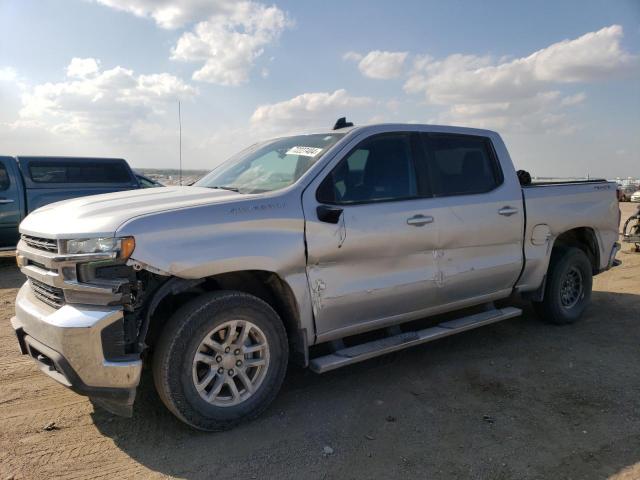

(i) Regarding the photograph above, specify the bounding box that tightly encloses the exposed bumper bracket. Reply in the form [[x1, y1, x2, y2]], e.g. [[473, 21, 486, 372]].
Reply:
[[12, 324, 137, 417]]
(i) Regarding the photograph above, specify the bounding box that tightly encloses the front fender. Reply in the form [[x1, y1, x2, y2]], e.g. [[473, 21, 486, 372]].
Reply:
[[116, 193, 316, 345]]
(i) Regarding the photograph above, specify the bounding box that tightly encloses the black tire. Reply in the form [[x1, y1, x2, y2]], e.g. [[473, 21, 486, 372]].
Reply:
[[532, 247, 593, 325], [153, 291, 289, 431]]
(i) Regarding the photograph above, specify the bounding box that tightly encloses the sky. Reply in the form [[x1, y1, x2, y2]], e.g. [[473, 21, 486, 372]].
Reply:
[[0, 0, 639, 178]]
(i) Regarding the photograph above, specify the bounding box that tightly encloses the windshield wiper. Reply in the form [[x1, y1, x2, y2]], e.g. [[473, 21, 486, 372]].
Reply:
[[208, 185, 240, 192]]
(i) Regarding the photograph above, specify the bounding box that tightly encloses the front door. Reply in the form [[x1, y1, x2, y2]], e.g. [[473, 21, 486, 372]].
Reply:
[[302, 132, 441, 340]]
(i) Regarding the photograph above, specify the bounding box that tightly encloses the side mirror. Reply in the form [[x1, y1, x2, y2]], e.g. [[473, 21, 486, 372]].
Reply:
[[317, 205, 343, 224]]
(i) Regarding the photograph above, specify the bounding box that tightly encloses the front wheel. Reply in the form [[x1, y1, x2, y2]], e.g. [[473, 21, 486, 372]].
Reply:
[[533, 247, 593, 325], [153, 291, 289, 431]]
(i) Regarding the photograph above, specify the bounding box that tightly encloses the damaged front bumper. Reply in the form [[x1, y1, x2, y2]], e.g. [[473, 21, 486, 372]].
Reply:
[[11, 283, 142, 416]]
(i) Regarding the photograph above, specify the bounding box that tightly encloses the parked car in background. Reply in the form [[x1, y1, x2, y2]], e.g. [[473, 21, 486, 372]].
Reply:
[[135, 172, 164, 188], [631, 190, 640, 202], [0, 156, 146, 249], [618, 185, 637, 202], [11, 122, 620, 430]]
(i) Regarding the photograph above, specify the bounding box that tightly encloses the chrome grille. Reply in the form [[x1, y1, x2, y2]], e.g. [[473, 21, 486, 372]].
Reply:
[[29, 278, 65, 308], [22, 235, 58, 253]]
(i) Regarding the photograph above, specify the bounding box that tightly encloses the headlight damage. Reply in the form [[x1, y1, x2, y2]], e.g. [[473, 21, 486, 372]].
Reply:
[[18, 234, 141, 309], [17, 233, 160, 359]]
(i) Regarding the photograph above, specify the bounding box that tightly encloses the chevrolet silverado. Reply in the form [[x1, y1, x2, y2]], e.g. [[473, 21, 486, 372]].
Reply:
[[11, 122, 620, 430]]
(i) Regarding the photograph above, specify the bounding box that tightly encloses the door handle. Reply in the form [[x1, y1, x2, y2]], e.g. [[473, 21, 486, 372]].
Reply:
[[0, 198, 15, 204], [407, 214, 434, 226], [498, 206, 519, 216]]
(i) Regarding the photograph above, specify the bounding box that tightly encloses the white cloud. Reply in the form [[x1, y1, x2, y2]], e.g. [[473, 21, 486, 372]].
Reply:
[[344, 50, 408, 79], [403, 25, 637, 133], [0, 66, 19, 82], [0, 67, 28, 126], [15, 58, 196, 139], [171, 2, 292, 85], [250, 89, 373, 131], [0, 66, 29, 92], [66, 57, 101, 78], [406, 26, 635, 104], [560, 92, 586, 106], [94, 0, 232, 29], [342, 51, 363, 62], [443, 91, 580, 135], [96, 0, 292, 86]]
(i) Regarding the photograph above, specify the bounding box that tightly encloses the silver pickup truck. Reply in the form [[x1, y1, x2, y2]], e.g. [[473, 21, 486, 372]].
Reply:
[[11, 122, 620, 431]]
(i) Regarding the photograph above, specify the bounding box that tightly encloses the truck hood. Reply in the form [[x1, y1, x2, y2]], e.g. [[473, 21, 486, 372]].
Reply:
[[19, 186, 243, 239]]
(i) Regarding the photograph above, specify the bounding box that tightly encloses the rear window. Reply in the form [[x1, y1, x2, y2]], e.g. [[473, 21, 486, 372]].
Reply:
[[0, 164, 9, 190], [422, 134, 503, 196], [29, 162, 132, 184]]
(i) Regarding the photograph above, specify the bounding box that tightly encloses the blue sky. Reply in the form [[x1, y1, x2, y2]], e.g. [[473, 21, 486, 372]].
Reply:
[[1, 0, 638, 177]]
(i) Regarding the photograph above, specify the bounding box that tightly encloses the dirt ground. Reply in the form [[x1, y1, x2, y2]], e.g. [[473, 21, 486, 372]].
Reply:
[[1, 203, 639, 480]]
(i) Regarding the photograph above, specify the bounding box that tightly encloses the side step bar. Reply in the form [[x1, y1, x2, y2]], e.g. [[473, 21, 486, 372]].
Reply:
[[309, 306, 522, 373]]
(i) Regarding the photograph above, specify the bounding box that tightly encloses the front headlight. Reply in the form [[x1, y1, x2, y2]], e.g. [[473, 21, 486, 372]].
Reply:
[[66, 236, 135, 259]]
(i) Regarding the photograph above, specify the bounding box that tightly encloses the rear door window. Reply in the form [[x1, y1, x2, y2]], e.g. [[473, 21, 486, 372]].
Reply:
[[421, 134, 503, 196], [0, 163, 9, 190], [29, 162, 132, 184]]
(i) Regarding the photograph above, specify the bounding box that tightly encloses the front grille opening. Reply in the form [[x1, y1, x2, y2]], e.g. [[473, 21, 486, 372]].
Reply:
[[28, 260, 50, 271], [28, 278, 65, 308], [22, 235, 58, 253]]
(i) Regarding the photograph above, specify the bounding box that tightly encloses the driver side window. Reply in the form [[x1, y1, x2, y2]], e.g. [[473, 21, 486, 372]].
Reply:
[[317, 134, 417, 204]]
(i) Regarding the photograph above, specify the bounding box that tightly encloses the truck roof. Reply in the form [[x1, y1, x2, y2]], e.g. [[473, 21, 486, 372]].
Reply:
[[316, 122, 500, 138], [16, 156, 127, 163]]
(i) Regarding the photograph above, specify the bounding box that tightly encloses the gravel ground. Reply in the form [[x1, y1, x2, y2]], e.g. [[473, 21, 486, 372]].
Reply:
[[1, 203, 639, 480]]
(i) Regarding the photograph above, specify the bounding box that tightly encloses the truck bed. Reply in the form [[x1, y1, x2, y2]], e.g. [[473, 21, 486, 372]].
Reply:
[[516, 180, 619, 292]]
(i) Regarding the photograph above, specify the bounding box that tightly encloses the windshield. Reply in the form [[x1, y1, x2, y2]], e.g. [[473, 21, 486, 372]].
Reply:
[[195, 133, 345, 194]]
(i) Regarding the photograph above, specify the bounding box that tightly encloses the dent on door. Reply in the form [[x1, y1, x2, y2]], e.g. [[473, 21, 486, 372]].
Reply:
[[305, 200, 442, 339], [308, 214, 346, 314], [435, 198, 524, 305]]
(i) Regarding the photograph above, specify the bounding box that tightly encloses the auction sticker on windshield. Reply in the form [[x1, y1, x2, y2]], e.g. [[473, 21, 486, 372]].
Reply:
[[286, 146, 323, 157]]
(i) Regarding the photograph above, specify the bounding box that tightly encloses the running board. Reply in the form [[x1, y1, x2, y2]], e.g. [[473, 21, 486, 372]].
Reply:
[[309, 307, 522, 373]]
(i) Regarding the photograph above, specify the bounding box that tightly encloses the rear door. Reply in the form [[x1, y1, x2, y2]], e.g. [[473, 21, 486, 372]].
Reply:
[[303, 132, 441, 340], [419, 133, 524, 306], [0, 157, 24, 248]]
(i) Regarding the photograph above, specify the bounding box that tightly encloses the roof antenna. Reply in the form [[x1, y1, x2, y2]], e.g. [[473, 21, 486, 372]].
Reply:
[[333, 117, 353, 130], [178, 100, 182, 186]]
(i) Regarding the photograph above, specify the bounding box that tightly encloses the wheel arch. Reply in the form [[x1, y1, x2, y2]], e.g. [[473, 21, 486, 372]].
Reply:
[[522, 226, 600, 302], [552, 227, 600, 274], [140, 270, 308, 366]]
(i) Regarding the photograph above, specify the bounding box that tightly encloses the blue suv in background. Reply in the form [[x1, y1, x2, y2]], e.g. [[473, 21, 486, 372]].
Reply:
[[0, 156, 159, 249]]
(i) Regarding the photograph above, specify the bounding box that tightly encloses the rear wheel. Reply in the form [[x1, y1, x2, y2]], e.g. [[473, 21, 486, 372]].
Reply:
[[153, 291, 289, 431], [533, 247, 593, 325]]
